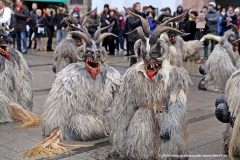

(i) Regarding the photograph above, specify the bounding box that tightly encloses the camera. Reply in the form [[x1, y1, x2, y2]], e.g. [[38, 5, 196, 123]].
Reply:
[[142, 10, 155, 18]]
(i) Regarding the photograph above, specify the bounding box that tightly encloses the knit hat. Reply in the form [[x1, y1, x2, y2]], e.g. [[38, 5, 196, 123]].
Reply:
[[104, 4, 109, 9], [73, 6, 80, 11], [235, 7, 239, 13], [48, 4, 53, 9], [58, 2, 64, 8], [208, 2, 216, 8]]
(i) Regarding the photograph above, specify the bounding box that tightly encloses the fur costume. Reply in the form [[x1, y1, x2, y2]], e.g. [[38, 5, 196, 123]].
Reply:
[[198, 23, 240, 93], [42, 23, 120, 141], [0, 22, 33, 123], [214, 65, 240, 160], [52, 8, 97, 73], [161, 32, 203, 66], [108, 9, 191, 160]]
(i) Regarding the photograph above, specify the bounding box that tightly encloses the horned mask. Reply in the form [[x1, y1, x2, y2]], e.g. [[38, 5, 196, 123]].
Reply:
[[68, 22, 117, 79], [125, 7, 189, 81]]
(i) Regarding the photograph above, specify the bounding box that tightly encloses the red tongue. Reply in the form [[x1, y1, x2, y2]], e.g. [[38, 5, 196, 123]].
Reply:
[[1, 52, 10, 61], [89, 68, 99, 79], [146, 69, 158, 81]]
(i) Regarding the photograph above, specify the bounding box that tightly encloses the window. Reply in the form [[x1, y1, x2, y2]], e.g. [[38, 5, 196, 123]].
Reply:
[[70, 0, 83, 5]]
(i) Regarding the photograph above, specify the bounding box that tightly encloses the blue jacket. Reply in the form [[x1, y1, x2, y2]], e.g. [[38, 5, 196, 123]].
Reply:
[[148, 17, 157, 35], [221, 12, 238, 35], [217, 16, 222, 36]]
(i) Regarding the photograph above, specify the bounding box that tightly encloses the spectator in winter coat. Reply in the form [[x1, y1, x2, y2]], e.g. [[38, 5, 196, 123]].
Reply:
[[54, 2, 67, 45], [173, 5, 183, 17], [188, 10, 198, 41], [87, 11, 99, 38], [100, 4, 110, 51], [34, 9, 45, 51], [205, 2, 220, 52], [69, 9, 80, 24], [14, 0, 29, 54], [45, 4, 55, 51], [115, 7, 125, 52], [195, 13, 209, 64], [221, 6, 238, 35], [127, 2, 142, 66], [28, 3, 37, 49]]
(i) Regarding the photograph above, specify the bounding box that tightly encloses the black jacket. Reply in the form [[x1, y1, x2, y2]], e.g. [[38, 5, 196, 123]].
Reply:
[[100, 11, 110, 32], [29, 10, 37, 27], [127, 9, 142, 42], [14, 5, 29, 32], [45, 8, 55, 28], [109, 17, 118, 35], [54, 9, 67, 29]]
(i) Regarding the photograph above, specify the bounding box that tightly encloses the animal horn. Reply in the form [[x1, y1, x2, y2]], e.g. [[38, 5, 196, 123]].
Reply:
[[233, 39, 240, 44], [126, 26, 146, 43], [0, 9, 4, 18], [80, 7, 97, 26], [224, 20, 239, 34], [94, 21, 115, 41], [64, 19, 91, 38], [160, 8, 190, 27], [156, 40, 169, 61], [131, 39, 141, 59], [150, 26, 189, 45], [124, 7, 150, 37], [74, 45, 85, 61], [95, 33, 117, 45], [61, 13, 78, 26], [200, 34, 222, 42], [6, 28, 14, 32], [150, 8, 190, 44], [101, 48, 107, 62], [68, 31, 92, 45]]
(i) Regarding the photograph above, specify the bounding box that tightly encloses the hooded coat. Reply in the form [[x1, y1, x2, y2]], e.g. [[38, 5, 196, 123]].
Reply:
[[45, 8, 56, 28]]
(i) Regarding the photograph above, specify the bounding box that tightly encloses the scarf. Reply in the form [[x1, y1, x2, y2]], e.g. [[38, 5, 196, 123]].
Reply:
[[227, 11, 235, 17], [17, 3, 22, 12]]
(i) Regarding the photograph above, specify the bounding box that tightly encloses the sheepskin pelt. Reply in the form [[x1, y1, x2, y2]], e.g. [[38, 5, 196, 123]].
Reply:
[[41, 62, 121, 141], [0, 45, 33, 123], [224, 69, 240, 159], [204, 30, 239, 92], [110, 59, 190, 159], [54, 38, 78, 73]]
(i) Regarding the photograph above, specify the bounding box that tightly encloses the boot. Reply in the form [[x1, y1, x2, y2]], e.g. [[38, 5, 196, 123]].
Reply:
[[47, 46, 54, 52]]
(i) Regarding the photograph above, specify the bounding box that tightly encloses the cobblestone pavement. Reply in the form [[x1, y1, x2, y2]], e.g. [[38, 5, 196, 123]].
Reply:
[[0, 45, 230, 160]]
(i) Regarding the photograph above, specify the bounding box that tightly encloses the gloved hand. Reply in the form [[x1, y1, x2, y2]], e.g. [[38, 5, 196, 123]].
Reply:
[[160, 128, 170, 140]]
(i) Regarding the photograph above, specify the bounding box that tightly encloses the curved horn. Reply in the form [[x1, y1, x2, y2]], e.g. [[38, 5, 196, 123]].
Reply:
[[160, 8, 190, 27], [0, 9, 4, 18], [74, 45, 85, 61], [150, 9, 190, 45], [65, 20, 91, 38], [94, 21, 115, 41], [124, 7, 150, 37], [233, 39, 240, 44], [156, 41, 169, 61], [95, 33, 117, 45], [126, 26, 146, 43], [224, 20, 239, 34], [80, 7, 97, 26], [61, 13, 78, 26], [6, 28, 14, 32], [150, 26, 189, 45], [200, 34, 222, 42], [68, 31, 91, 45], [101, 48, 107, 62], [128, 39, 141, 59]]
